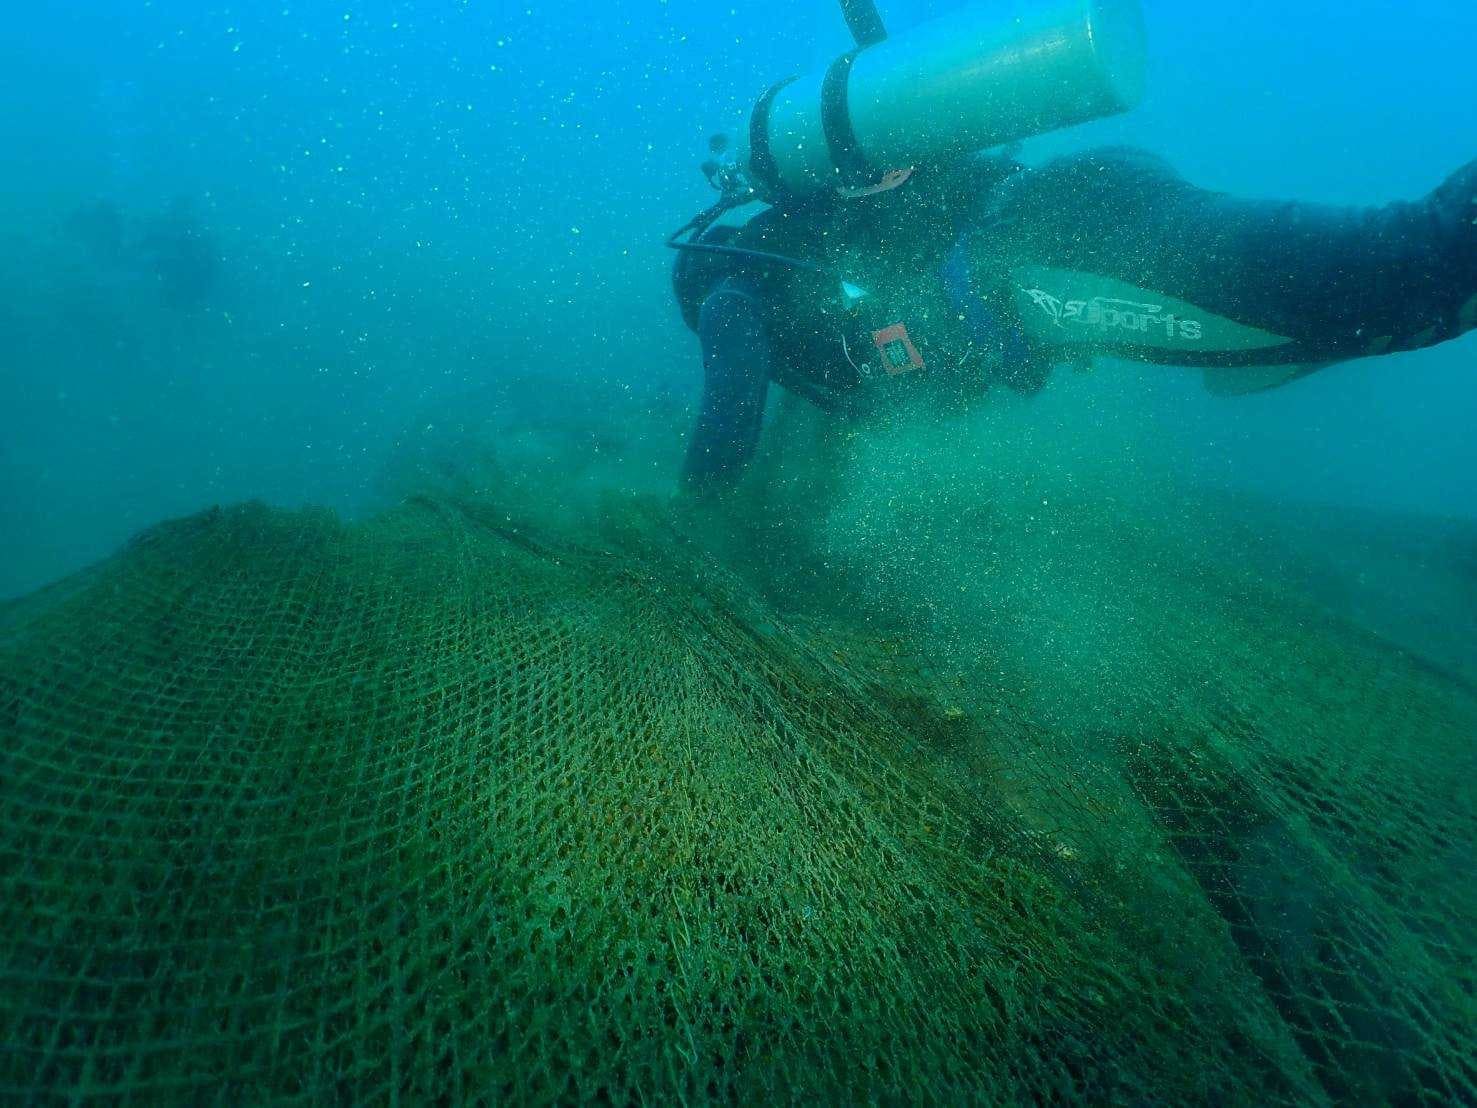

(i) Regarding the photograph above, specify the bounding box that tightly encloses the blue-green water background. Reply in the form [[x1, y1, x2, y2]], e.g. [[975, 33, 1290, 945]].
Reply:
[[2, 0, 1474, 599]]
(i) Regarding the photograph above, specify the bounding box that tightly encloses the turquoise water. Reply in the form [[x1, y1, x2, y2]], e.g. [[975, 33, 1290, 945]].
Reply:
[[1, 3, 1475, 1102], [2, 0, 1474, 598]]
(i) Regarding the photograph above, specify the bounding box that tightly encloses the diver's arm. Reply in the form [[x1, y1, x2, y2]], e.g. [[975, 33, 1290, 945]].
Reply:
[[982, 149, 1477, 379], [680, 280, 773, 495], [1189, 156, 1477, 362]]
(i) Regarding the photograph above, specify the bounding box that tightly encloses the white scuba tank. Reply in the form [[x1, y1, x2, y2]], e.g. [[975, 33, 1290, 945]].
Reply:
[[735, 0, 1147, 200]]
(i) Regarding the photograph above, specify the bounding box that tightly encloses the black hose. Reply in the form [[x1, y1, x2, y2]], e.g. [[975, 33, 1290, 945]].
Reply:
[[665, 198, 736, 247], [666, 195, 834, 278], [666, 239, 831, 278]]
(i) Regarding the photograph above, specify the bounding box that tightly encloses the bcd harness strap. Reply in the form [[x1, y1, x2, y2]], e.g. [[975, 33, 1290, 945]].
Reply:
[[748, 76, 799, 200], [838, 0, 887, 46], [750, 41, 888, 198], [820, 50, 875, 188]]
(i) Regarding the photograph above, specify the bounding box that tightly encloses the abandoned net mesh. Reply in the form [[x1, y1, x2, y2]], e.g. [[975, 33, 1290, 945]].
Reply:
[[1, 490, 1474, 1104]]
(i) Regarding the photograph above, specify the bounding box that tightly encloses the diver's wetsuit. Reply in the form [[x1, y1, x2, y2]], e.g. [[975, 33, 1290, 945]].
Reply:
[[676, 147, 1477, 493]]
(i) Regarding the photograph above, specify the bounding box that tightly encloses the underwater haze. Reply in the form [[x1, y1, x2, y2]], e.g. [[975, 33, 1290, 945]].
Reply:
[[1, 0, 1475, 597], [2, 1, 1477, 1104]]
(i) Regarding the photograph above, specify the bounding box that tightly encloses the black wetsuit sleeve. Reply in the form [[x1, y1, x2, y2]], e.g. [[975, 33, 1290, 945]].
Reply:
[[680, 279, 773, 495], [989, 149, 1477, 367]]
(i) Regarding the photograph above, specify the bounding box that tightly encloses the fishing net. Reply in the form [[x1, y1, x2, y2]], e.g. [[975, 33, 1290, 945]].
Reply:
[[1, 453, 1475, 1103]]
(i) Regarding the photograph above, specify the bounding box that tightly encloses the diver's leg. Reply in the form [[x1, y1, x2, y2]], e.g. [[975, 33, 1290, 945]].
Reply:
[[988, 148, 1477, 371], [680, 279, 773, 495]]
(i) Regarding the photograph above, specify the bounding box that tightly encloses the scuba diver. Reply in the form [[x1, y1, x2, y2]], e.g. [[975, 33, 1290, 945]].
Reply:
[[139, 197, 220, 314], [670, 0, 1477, 494], [64, 195, 221, 315]]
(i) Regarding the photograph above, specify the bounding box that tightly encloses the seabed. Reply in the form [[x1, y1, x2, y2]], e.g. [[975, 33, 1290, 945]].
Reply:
[[2, 410, 1475, 1104]]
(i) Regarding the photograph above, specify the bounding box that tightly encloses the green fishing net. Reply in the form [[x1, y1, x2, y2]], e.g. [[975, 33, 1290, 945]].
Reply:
[[1, 464, 1474, 1102]]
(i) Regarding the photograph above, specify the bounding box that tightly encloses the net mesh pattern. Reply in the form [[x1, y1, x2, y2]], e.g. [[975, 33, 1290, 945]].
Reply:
[[1, 495, 1474, 1104]]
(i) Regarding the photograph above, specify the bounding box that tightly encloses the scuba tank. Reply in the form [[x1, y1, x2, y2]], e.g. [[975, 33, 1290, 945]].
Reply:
[[725, 0, 1147, 202], [668, 1, 1148, 398], [672, 0, 1147, 283]]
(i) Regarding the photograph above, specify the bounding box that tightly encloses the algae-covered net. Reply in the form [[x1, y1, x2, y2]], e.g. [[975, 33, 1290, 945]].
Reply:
[[2, 425, 1476, 1101]]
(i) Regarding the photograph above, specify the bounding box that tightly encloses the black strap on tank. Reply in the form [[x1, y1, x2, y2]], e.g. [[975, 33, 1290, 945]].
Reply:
[[748, 76, 799, 198], [821, 49, 873, 187], [838, 0, 887, 46]]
